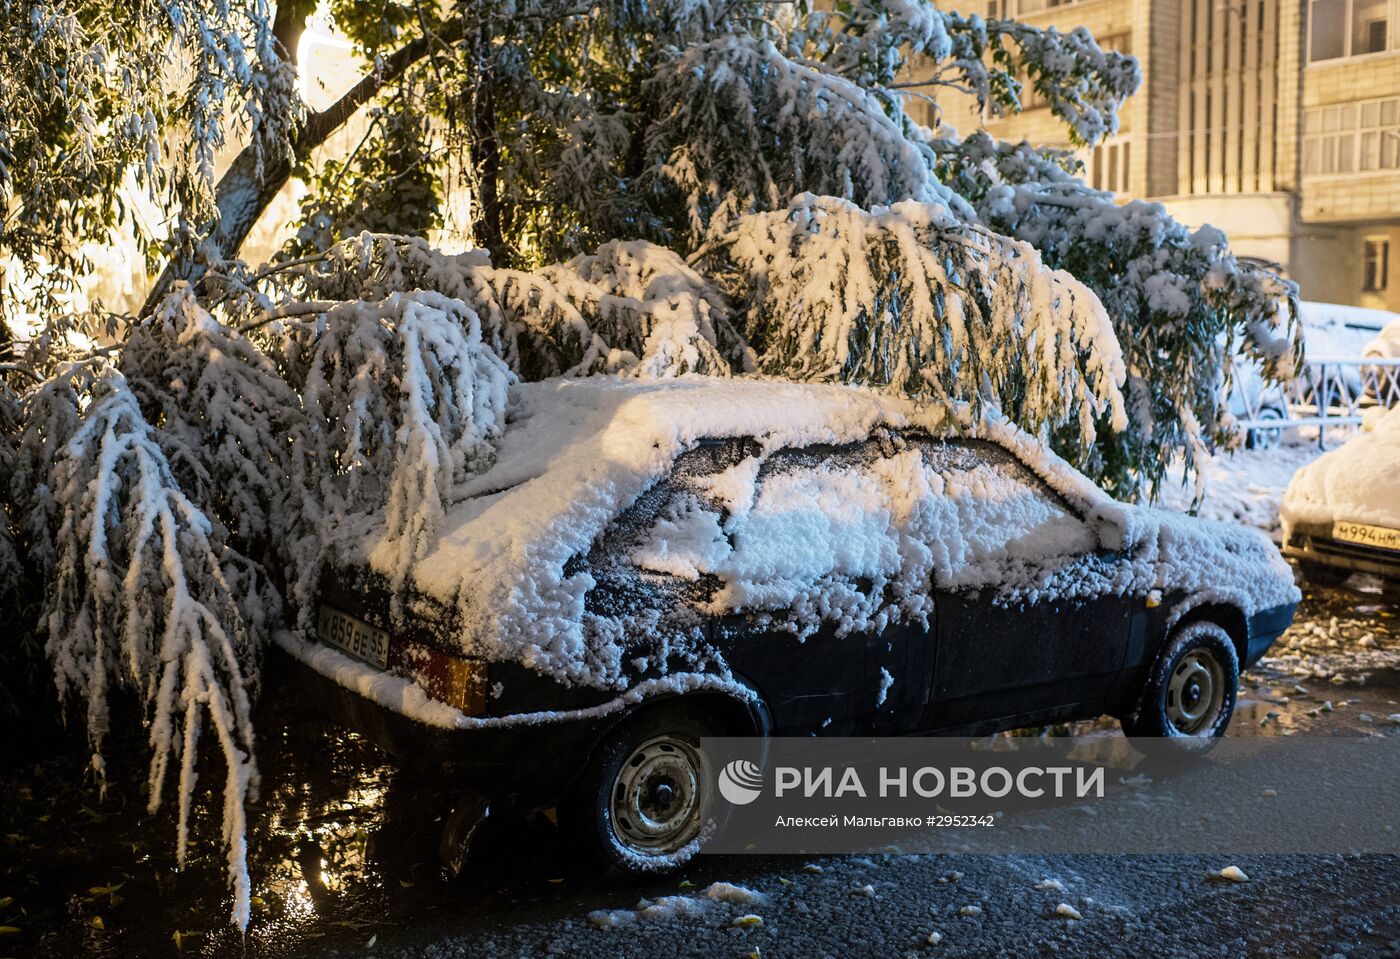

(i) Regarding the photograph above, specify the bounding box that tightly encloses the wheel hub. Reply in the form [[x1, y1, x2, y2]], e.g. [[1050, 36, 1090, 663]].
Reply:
[[1166, 649, 1226, 735], [610, 736, 705, 854]]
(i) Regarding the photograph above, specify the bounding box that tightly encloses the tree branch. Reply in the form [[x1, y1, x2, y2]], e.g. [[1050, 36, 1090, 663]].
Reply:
[[141, 29, 450, 317]]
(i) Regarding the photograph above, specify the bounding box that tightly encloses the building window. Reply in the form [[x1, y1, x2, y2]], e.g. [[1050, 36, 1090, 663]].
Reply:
[[1303, 98, 1400, 174], [1007, 0, 1081, 12], [1089, 139, 1132, 194], [1310, 0, 1395, 61], [1365, 238, 1390, 292]]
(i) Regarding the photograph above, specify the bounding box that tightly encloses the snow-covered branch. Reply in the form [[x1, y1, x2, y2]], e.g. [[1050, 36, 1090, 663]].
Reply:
[[644, 35, 966, 240], [293, 290, 513, 602], [17, 365, 261, 927], [715, 194, 1127, 445]]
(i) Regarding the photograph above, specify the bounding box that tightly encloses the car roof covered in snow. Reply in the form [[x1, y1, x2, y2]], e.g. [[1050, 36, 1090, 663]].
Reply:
[[351, 378, 1104, 658]]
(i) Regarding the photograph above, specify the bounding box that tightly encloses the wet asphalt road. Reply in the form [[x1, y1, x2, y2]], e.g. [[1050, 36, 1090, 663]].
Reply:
[[4, 573, 1400, 958]]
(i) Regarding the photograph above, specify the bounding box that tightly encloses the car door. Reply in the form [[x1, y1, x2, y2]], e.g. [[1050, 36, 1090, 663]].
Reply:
[[707, 436, 935, 736], [587, 435, 884, 734], [910, 438, 1133, 729]]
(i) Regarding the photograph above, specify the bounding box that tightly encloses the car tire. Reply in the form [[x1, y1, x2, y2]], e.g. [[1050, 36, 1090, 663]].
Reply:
[[1298, 560, 1350, 588], [1121, 621, 1239, 739], [1245, 407, 1284, 450], [561, 705, 726, 877]]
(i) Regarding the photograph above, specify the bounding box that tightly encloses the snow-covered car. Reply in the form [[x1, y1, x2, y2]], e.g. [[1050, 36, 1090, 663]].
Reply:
[[1282, 406, 1400, 586], [1295, 301, 1398, 407], [276, 377, 1298, 872], [1301, 301, 1395, 358], [1361, 317, 1400, 405], [1362, 315, 1400, 360]]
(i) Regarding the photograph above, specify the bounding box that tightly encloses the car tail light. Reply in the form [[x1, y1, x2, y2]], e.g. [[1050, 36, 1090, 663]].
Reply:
[[400, 640, 487, 716]]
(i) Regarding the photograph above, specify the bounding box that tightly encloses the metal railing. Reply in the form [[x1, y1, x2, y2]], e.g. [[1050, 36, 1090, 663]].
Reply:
[[1235, 356, 1400, 447]]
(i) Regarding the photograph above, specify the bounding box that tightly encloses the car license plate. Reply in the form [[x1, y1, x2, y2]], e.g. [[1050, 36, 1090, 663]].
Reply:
[[317, 605, 390, 669], [1331, 521, 1400, 552]]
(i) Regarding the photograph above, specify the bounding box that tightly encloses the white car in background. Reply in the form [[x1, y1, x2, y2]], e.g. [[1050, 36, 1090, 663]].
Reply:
[[1226, 302, 1397, 449], [1362, 315, 1400, 360], [1362, 316, 1400, 405], [1282, 405, 1400, 587]]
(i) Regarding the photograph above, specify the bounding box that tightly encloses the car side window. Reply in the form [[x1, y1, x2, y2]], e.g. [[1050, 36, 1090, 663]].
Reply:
[[906, 435, 1095, 590], [717, 438, 901, 590], [585, 438, 755, 609], [618, 435, 915, 611]]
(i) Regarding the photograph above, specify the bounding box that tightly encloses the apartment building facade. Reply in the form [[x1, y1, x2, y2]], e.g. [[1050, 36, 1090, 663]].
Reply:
[[937, 0, 1400, 311]]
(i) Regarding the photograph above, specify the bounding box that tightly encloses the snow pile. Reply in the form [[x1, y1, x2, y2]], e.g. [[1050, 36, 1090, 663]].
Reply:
[[703, 882, 768, 906], [1282, 407, 1400, 530], [586, 882, 766, 929], [348, 376, 1296, 695]]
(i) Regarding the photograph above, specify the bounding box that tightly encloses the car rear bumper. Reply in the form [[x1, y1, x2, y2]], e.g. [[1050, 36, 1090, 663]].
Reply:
[[1244, 601, 1298, 668], [268, 640, 604, 804], [1283, 521, 1400, 579]]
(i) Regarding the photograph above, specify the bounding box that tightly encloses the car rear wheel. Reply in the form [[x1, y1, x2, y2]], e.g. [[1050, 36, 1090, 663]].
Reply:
[[562, 707, 723, 876], [1298, 559, 1351, 588], [1121, 621, 1239, 738]]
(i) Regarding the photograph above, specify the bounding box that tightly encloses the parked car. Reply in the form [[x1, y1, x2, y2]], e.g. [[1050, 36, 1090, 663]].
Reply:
[[277, 377, 1299, 873], [1362, 317, 1400, 405], [1223, 301, 1397, 449], [1282, 405, 1400, 586], [1301, 301, 1395, 359], [1226, 360, 1289, 449]]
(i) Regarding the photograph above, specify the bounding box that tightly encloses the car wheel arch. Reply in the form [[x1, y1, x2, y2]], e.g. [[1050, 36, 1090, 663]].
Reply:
[[1169, 601, 1248, 666], [580, 683, 770, 771]]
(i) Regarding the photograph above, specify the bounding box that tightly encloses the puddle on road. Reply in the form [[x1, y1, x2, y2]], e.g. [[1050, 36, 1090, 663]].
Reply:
[[2, 573, 1398, 956], [2, 696, 575, 959], [2, 716, 420, 957]]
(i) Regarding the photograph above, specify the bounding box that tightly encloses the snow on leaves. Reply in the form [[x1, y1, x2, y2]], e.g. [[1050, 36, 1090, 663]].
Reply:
[[810, 3, 1139, 146], [645, 35, 961, 241], [6, 284, 514, 929], [935, 133, 1299, 500], [21, 365, 260, 927], [717, 195, 1126, 447], [289, 232, 751, 381], [297, 291, 512, 600]]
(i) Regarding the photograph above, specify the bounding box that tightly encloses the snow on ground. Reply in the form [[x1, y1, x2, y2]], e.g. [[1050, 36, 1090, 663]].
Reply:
[[1158, 439, 1330, 543], [587, 882, 767, 929], [1261, 601, 1400, 680]]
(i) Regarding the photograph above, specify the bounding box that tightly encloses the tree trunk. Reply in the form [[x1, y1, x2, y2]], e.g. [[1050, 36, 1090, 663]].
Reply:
[[272, 0, 315, 66], [140, 31, 443, 317], [0, 260, 10, 358], [469, 24, 503, 259]]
